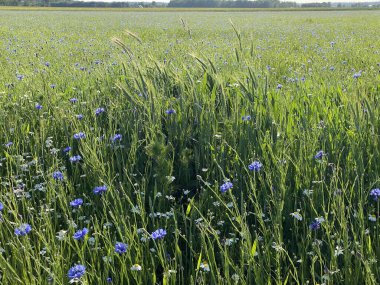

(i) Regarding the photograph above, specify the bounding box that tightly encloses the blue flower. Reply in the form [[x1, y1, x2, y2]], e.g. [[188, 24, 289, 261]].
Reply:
[[115, 242, 128, 254], [276, 84, 283, 90], [165, 109, 175, 115], [95, 107, 105, 116], [70, 198, 83, 208], [63, 146, 72, 153], [70, 98, 78, 103], [15, 223, 32, 236], [16, 74, 24, 80], [242, 115, 251, 121], [315, 150, 324, 159], [248, 161, 263, 172], [35, 103, 42, 110], [76, 114, 84, 120], [73, 132, 85, 140], [68, 264, 86, 280], [50, 84, 56, 89], [93, 185, 107, 195], [70, 155, 82, 163], [220, 181, 233, 193], [151, 228, 167, 240], [353, 72, 361, 79], [0, 202, 3, 211], [309, 220, 321, 231], [5, 141, 13, 148], [45, 62, 50, 67], [53, 171, 64, 181], [111, 134, 122, 143], [73, 228, 89, 240], [107, 277, 112, 283], [370, 188, 380, 201]]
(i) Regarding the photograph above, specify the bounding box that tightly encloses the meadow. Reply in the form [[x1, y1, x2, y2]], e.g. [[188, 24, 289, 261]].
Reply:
[[0, 9, 380, 285]]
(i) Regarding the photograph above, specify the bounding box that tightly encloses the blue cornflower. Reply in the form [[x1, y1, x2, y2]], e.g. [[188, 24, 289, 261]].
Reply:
[[309, 220, 321, 231], [5, 141, 13, 147], [369, 188, 380, 201], [242, 115, 251, 121], [45, 62, 50, 67], [68, 264, 86, 280], [165, 109, 176, 115], [73, 228, 89, 240], [115, 242, 128, 254], [95, 107, 105, 116], [93, 185, 107, 195], [63, 146, 72, 153], [220, 181, 233, 193], [70, 155, 82, 163], [50, 84, 56, 89], [0, 202, 3, 211], [353, 72, 361, 79], [15, 223, 32, 236], [35, 103, 42, 110], [315, 150, 324, 159], [73, 132, 85, 140], [107, 277, 112, 283], [16, 74, 24, 80], [248, 161, 263, 172], [276, 84, 283, 90], [70, 198, 83, 208], [53, 171, 64, 181], [151, 228, 167, 240], [111, 134, 122, 143], [76, 114, 84, 120], [70, 98, 78, 103]]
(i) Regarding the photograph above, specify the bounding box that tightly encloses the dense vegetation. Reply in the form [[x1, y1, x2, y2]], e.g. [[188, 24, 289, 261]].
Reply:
[[0, 9, 380, 285]]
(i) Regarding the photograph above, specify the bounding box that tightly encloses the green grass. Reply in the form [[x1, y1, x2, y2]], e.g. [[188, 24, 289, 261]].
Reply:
[[0, 9, 379, 285]]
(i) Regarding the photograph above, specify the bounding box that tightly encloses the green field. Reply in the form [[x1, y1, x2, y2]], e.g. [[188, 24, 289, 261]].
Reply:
[[0, 9, 380, 284]]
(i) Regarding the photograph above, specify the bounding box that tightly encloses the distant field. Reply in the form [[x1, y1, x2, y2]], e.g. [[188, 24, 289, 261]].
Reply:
[[0, 10, 379, 285]]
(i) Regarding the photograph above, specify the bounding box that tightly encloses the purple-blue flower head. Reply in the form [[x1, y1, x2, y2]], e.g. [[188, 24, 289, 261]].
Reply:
[[5, 141, 13, 148], [68, 264, 86, 280], [220, 181, 233, 193], [70, 155, 82, 163], [151, 228, 167, 240], [16, 74, 24, 81], [73, 132, 85, 140], [93, 185, 107, 195], [53, 171, 64, 181], [15, 223, 32, 236], [70, 198, 83, 208], [276, 84, 283, 90], [165, 109, 176, 115], [73, 227, 89, 240], [248, 161, 263, 172], [0, 202, 3, 211], [309, 220, 321, 231], [353, 72, 361, 79], [107, 277, 112, 283], [63, 146, 72, 153], [70, 98, 78, 103], [45, 62, 50, 67], [111, 134, 122, 143], [115, 242, 128, 254], [242, 115, 251, 121], [370, 188, 380, 201], [76, 114, 84, 120], [95, 107, 105, 116], [50, 84, 56, 89], [315, 150, 324, 160], [35, 103, 42, 110]]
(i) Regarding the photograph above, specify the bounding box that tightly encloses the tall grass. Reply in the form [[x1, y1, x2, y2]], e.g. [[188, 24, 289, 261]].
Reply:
[[0, 10, 379, 285]]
